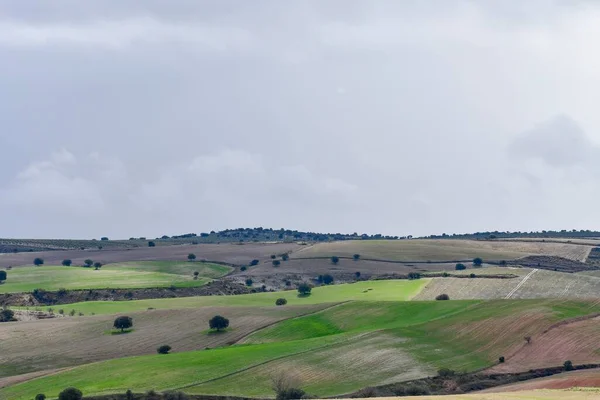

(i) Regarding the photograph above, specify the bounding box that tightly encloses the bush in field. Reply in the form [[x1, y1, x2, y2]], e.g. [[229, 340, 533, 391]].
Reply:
[[435, 294, 450, 300], [499, 356, 505, 363], [437, 368, 455, 377], [148, 241, 156, 247], [209, 315, 229, 331], [245, 278, 253, 286], [272, 260, 281, 267], [297, 282, 312, 296], [322, 274, 334, 285], [355, 271, 361, 279], [58, 387, 83, 400], [353, 254, 360, 261], [473, 257, 483, 267], [272, 371, 306, 400], [157, 345, 172, 354], [240, 266, 247, 271], [276, 298, 287, 306], [125, 390, 133, 400], [34, 258, 44, 266], [281, 254, 289, 261], [101, 237, 109, 241], [188, 253, 196, 261], [0, 308, 15, 322], [93, 262, 102, 270], [271, 255, 277, 259], [455, 263, 466, 270], [35, 394, 46, 400], [62, 259, 72, 266], [250, 259, 260, 266], [524, 336, 532, 344], [193, 271, 200, 279], [564, 360, 574, 371], [408, 272, 421, 280], [331, 256, 339, 265], [469, 273, 476, 278], [113, 316, 133, 332], [0, 270, 6, 282], [84, 259, 93, 268]]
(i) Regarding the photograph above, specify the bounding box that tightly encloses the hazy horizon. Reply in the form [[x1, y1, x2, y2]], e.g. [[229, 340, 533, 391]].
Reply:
[[3, 1, 600, 239]]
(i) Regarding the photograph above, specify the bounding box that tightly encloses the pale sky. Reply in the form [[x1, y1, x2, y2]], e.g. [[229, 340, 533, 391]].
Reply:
[[2, 1, 600, 239]]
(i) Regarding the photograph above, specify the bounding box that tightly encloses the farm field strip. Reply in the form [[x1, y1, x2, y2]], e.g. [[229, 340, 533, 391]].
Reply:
[[505, 269, 538, 299], [14, 279, 429, 316]]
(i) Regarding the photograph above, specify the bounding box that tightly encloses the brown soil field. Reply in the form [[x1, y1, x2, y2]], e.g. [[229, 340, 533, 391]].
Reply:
[[294, 240, 592, 262], [0, 243, 301, 268], [0, 303, 332, 378], [488, 315, 600, 374], [483, 369, 600, 392], [414, 268, 600, 300], [373, 389, 600, 399]]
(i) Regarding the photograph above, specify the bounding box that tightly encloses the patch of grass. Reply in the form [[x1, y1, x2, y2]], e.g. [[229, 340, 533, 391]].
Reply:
[[0, 266, 211, 293], [105, 261, 231, 279], [21, 280, 429, 316]]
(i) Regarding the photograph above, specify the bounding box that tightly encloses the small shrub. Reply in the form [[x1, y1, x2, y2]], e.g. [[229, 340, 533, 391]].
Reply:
[[250, 259, 260, 266], [157, 344, 172, 354], [455, 263, 466, 270], [564, 360, 574, 371], [0, 270, 6, 282], [62, 259, 72, 266], [33, 257, 44, 266], [469, 273, 476, 278], [193, 271, 200, 277], [84, 259, 93, 268], [114, 316, 133, 332], [209, 315, 229, 331], [524, 336, 532, 344], [355, 271, 361, 279], [499, 260, 507, 266], [499, 356, 505, 363], [125, 390, 133, 400], [187, 253, 196, 261], [473, 257, 483, 267], [276, 388, 305, 400], [272, 260, 281, 267], [322, 274, 334, 285], [35, 394, 46, 400], [270, 255, 277, 259], [148, 241, 156, 247], [297, 282, 312, 296], [408, 272, 421, 280], [240, 266, 247, 271], [435, 294, 450, 300], [93, 262, 102, 270], [69, 309, 76, 316], [58, 387, 83, 400], [245, 278, 253, 286], [437, 368, 455, 377], [353, 254, 360, 261], [331, 256, 339, 265], [59, 309, 64, 315], [281, 254, 289, 261], [276, 298, 288, 306], [0, 308, 16, 322]]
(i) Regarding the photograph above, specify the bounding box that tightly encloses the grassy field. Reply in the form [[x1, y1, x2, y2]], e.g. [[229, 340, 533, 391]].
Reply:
[[0, 261, 230, 293], [4, 299, 600, 399], [295, 240, 591, 262], [20, 279, 428, 316], [391, 389, 600, 399]]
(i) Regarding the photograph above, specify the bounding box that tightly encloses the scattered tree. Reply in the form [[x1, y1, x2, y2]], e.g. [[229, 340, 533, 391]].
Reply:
[[473, 257, 483, 267], [35, 394, 46, 400], [272, 260, 281, 267], [125, 390, 134, 400], [322, 274, 334, 285], [408, 272, 421, 280], [157, 345, 172, 354], [188, 253, 196, 261], [0, 270, 6, 282], [101, 237, 109, 241], [58, 387, 83, 400], [113, 316, 133, 332], [499, 356, 505, 363], [271, 371, 306, 400], [353, 254, 360, 261], [93, 262, 102, 270], [245, 278, 253, 286], [240, 266, 247, 271], [499, 260, 507, 266], [455, 263, 466, 270], [524, 336, 532, 344], [148, 241, 156, 247], [469, 273, 476, 278], [355, 271, 361, 279], [33, 258, 44, 266], [0, 308, 15, 322], [209, 315, 229, 331], [435, 294, 450, 300], [297, 282, 312, 296], [281, 254, 289, 261], [250, 259, 260, 266], [69, 309, 76, 316], [193, 271, 200, 278], [331, 256, 339, 265], [62, 259, 72, 266], [564, 360, 574, 371], [437, 368, 455, 378], [84, 259, 93, 268], [271, 255, 277, 259], [276, 298, 288, 306]]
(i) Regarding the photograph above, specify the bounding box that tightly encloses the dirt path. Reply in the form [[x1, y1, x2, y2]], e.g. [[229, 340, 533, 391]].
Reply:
[[505, 268, 538, 299]]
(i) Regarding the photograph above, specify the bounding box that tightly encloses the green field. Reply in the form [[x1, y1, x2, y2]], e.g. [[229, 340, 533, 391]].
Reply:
[[5, 299, 599, 399], [0, 261, 230, 293], [20, 279, 429, 315]]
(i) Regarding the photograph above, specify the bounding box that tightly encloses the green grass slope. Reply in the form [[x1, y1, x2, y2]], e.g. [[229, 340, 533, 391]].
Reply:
[[28, 279, 428, 316], [4, 299, 599, 399], [0, 262, 229, 293]]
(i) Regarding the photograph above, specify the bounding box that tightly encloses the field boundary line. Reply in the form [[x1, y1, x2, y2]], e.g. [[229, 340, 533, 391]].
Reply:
[[505, 269, 538, 299]]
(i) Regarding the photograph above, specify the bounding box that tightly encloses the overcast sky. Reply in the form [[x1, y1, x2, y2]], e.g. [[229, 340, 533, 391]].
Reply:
[[2, 1, 600, 239]]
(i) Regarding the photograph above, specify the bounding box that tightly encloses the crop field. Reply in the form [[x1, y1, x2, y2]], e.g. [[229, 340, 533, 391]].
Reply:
[[483, 369, 600, 392], [414, 268, 600, 300], [14, 279, 428, 316], [0, 304, 331, 378], [294, 239, 592, 262], [0, 261, 230, 293], [4, 299, 599, 399], [388, 389, 600, 399], [0, 242, 302, 268]]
